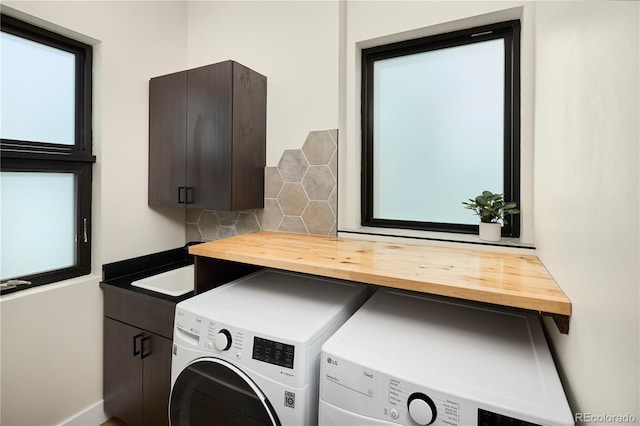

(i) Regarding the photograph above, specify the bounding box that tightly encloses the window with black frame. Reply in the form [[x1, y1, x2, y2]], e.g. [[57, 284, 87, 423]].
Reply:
[[0, 14, 94, 294], [361, 20, 521, 237]]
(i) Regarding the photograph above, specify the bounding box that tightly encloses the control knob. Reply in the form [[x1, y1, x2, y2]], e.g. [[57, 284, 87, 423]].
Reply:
[[214, 329, 232, 351], [407, 393, 437, 425]]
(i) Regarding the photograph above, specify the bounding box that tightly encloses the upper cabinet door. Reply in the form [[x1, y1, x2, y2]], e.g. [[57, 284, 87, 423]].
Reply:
[[148, 70, 187, 208], [230, 62, 267, 210], [149, 61, 266, 211], [186, 62, 233, 210]]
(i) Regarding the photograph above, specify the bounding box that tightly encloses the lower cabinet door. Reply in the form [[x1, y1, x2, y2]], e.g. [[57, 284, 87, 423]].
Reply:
[[104, 317, 143, 426], [142, 333, 172, 426], [104, 318, 172, 426]]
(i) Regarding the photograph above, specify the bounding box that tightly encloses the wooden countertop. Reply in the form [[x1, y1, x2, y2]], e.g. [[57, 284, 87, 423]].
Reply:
[[190, 231, 571, 330]]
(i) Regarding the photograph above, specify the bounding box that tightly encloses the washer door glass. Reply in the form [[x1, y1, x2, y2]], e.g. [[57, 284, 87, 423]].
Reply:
[[170, 358, 280, 426]]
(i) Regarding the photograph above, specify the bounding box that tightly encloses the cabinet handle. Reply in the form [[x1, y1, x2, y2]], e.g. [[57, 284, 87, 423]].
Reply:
[[178, 187, 186, 204], [186, 187, 194, 205], [133, 333, 144, 356], [140, 336, 151, 359]]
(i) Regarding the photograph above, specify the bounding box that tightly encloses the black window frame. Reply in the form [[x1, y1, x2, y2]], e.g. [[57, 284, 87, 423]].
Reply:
[[1, 14, 94, 294], [361, 20, 521, 238]]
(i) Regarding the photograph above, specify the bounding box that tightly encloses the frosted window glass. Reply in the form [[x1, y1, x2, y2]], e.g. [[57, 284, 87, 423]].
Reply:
[[372, 39, 504, 225], [1, 32, 76, 145], [0, 172, 76, 279]]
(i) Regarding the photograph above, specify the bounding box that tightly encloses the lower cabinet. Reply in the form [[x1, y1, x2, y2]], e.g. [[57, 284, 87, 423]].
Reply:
[[102, 286, 176, 426]]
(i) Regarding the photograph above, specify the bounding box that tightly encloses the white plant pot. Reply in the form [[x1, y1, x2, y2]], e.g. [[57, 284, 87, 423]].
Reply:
[[479, 222, 501, 242]]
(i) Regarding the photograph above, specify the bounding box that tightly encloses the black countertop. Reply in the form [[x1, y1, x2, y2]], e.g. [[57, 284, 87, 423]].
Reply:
[[100, 243, 199, 304]]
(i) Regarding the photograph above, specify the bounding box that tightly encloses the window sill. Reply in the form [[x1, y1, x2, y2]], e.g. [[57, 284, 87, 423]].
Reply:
[[0, 273, 101, 301], [338, 226, 535, 254]]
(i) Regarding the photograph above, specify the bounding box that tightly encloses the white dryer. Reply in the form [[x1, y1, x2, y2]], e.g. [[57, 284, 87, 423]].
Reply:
[[169, 269, 368, 426], [319, 289, 574, 426]]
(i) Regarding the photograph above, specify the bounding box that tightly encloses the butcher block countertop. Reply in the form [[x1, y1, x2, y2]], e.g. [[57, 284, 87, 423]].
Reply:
[[189, 231, 572, 333]]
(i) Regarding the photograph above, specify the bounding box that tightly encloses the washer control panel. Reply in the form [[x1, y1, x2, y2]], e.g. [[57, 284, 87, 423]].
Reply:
[[175, 308, 247, 357], [174, 308, 300, 386], [213, 328, 233, 351], [252, 336, 295, 369]]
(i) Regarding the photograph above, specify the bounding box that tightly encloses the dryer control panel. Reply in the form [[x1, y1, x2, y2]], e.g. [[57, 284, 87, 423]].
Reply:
[[320, 354, 545, 426], [320, 354, 460, 425]]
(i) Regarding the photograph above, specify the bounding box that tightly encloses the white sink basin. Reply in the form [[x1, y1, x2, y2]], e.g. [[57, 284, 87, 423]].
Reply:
[[131, 265, 194, 296]]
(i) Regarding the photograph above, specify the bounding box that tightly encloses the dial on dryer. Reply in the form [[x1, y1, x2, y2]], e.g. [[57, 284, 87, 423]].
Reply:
[[407, 393, 437, 425], [214, 329, 232, 351]]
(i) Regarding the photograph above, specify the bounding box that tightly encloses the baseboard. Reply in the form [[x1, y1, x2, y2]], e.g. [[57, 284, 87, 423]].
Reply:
[[57, 400, 108, 426]]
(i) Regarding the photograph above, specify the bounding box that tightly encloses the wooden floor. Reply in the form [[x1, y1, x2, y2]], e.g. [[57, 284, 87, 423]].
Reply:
[[100, 418, 128, 426]]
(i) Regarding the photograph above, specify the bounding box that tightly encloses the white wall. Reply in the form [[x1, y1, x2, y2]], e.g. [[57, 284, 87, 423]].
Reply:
[[0, 276, 104, 426], [0, 2, 187, 424], [533, 2, 639, 422], [186, 1, 341, 166]]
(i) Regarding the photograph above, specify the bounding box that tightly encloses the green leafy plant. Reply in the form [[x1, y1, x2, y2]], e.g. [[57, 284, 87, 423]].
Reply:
[[462, 191, 520, 224]]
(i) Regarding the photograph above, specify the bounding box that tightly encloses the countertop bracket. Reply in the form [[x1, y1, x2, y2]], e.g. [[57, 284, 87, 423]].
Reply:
[[544, 312, 570, 334]]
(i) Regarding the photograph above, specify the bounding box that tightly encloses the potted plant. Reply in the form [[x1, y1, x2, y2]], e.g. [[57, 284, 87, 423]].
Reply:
[[462, 191, 520, 241]]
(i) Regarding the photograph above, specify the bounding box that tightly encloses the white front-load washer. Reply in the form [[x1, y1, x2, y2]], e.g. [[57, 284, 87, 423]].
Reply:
[[319, 289, 574, 426], [169, 268, 368, 426]]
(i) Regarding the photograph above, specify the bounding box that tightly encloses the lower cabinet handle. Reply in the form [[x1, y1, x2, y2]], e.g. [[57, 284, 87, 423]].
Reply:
[[133, 333, 143, 356], [140, 336, 151, 359], [178, 187, 186, 204]]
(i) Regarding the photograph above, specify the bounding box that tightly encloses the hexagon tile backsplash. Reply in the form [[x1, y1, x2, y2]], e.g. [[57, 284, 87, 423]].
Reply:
[[186, 129, 337, 242]]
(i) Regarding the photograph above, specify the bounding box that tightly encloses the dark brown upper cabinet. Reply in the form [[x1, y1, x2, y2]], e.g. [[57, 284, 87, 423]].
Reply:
[[149, 60, 267, 210]]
